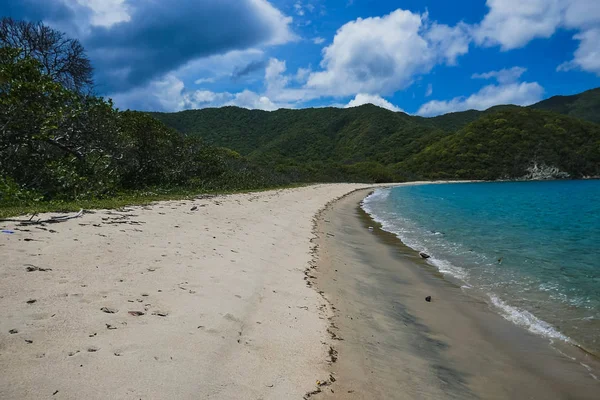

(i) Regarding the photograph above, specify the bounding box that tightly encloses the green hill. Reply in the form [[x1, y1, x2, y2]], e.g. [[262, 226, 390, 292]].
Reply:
[[529, 88, 600, 124], [152, 105, 450, 181], [151, 88, 600, 182], [399, 109, 600, 180]]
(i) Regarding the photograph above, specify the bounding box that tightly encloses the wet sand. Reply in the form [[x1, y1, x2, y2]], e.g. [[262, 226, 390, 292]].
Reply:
[[312, 189, 600, 399]]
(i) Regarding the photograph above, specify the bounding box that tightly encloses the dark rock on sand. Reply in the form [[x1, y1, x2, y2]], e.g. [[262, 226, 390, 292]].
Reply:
[[425, 296, 432, 302], [419, 252, 431, 259]]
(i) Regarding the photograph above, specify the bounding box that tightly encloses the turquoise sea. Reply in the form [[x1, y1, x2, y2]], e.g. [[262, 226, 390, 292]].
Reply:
[[362, 180, 600, 355]]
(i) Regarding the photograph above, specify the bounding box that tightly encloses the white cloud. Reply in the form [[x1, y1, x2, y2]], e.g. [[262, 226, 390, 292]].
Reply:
[[425, 84, 433, 97], [559, 28, 600, 75], [425, 22, 471, 65], [305, 9, 470, 97], [472, 66, 527, 84], [294, 2, 304, 16], [417, 81, 544, 117], [313, 37, 325, 45], [265, 58, 289, 92], [474, 0, 562, 50], [474, 0, 600, 75], [345, 94, 404, 112], [295, 67, 311, 83], [225, 90, 280, 110], [110, 59, 295, 112]]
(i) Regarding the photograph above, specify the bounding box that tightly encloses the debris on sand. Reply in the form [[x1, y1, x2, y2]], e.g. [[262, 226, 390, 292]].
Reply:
[[100, 307, 118, 314], [128, 311, 145, 316], [425, 296, 432, 302], [152, 311, 168, 317], [26, 264, 52, 272]]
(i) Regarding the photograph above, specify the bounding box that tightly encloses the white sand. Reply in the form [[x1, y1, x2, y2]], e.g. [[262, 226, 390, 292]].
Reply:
[[0, 184, 382, 400]]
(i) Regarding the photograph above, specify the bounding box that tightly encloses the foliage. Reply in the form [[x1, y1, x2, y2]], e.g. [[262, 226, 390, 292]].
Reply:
[[0, 46, 292, 208], [151, 105, 448, 182], [398, 109, 600, 180], [530, 88, 600, 124], [152, 95, 600, 183], [0, 17, 93, 93]]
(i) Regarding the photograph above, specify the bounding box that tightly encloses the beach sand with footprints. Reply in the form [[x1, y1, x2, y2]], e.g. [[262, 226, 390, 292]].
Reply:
[[0, 184, 392, 399]]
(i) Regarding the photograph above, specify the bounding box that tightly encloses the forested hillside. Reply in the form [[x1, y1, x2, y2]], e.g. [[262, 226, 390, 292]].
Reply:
[[399, 109, 600, 180], [530, 88, 600, 124], [152, 92, 600, 182]]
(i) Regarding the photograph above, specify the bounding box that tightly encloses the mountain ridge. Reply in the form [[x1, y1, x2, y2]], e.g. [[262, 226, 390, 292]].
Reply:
[[150, 87, 600, 182]]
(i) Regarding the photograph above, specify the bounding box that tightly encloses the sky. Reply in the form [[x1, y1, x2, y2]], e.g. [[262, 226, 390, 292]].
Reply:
[[1, 0, 599, 116]]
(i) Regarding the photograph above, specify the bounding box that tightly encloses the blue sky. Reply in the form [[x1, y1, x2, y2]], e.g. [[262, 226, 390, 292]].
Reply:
[[2, 0, 599, 115]]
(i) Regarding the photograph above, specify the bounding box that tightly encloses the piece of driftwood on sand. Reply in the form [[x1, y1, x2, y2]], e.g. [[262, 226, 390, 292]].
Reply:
[[0, 209, 84, 225]]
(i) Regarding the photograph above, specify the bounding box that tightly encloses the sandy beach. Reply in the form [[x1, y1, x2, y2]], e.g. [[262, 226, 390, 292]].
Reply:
[[3, 183, 599, 400], [312, 189, 600, 399], [0, 183, 388, 400]]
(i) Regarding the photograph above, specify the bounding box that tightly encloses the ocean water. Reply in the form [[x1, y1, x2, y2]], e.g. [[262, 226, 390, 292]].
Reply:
[[362, 181, 600, 354]]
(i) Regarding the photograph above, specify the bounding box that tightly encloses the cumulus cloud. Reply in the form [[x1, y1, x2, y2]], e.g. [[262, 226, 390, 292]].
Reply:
[[305, 9, 470, 97], [417, 81, 544, 117], [474, 0, 562, 49], [110, 57, 296, 112], [1, 0, 295, 93], [474, 0, 600, 75], [87, 0, 294, 92], [110, 75, 287, 112], [345, 94, 404, 112], [313, 37, 325, 44], [472, 66, 527, 84]]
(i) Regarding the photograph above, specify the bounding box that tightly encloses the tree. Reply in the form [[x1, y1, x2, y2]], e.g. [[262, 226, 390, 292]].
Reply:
[[0, 17, 93, 93]]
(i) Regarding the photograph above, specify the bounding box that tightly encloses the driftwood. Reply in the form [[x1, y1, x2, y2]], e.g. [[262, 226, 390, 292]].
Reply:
[[0, 209, 84, 225]]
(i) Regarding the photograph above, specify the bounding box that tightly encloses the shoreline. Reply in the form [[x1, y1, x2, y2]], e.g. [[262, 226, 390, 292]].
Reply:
[[312, 189, 600, 399]]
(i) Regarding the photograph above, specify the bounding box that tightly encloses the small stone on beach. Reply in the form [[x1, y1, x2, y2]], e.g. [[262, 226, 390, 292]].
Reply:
[[128, 311, 145, 316], [100, 307, 118, 314], [425, 296, 432, 302], [419, 252, 430, 259]]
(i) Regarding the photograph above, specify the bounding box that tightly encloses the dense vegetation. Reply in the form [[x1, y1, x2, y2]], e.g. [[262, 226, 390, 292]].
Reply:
[[0, 24, 292, 210], [153, 96, 600, 182], [399, 109, 600, 180], [152, 106, 450, 182], [530, 88, 600, 124]]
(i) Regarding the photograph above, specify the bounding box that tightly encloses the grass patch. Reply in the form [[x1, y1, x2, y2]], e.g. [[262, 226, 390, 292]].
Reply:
[[0, 184, 308, 219]]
